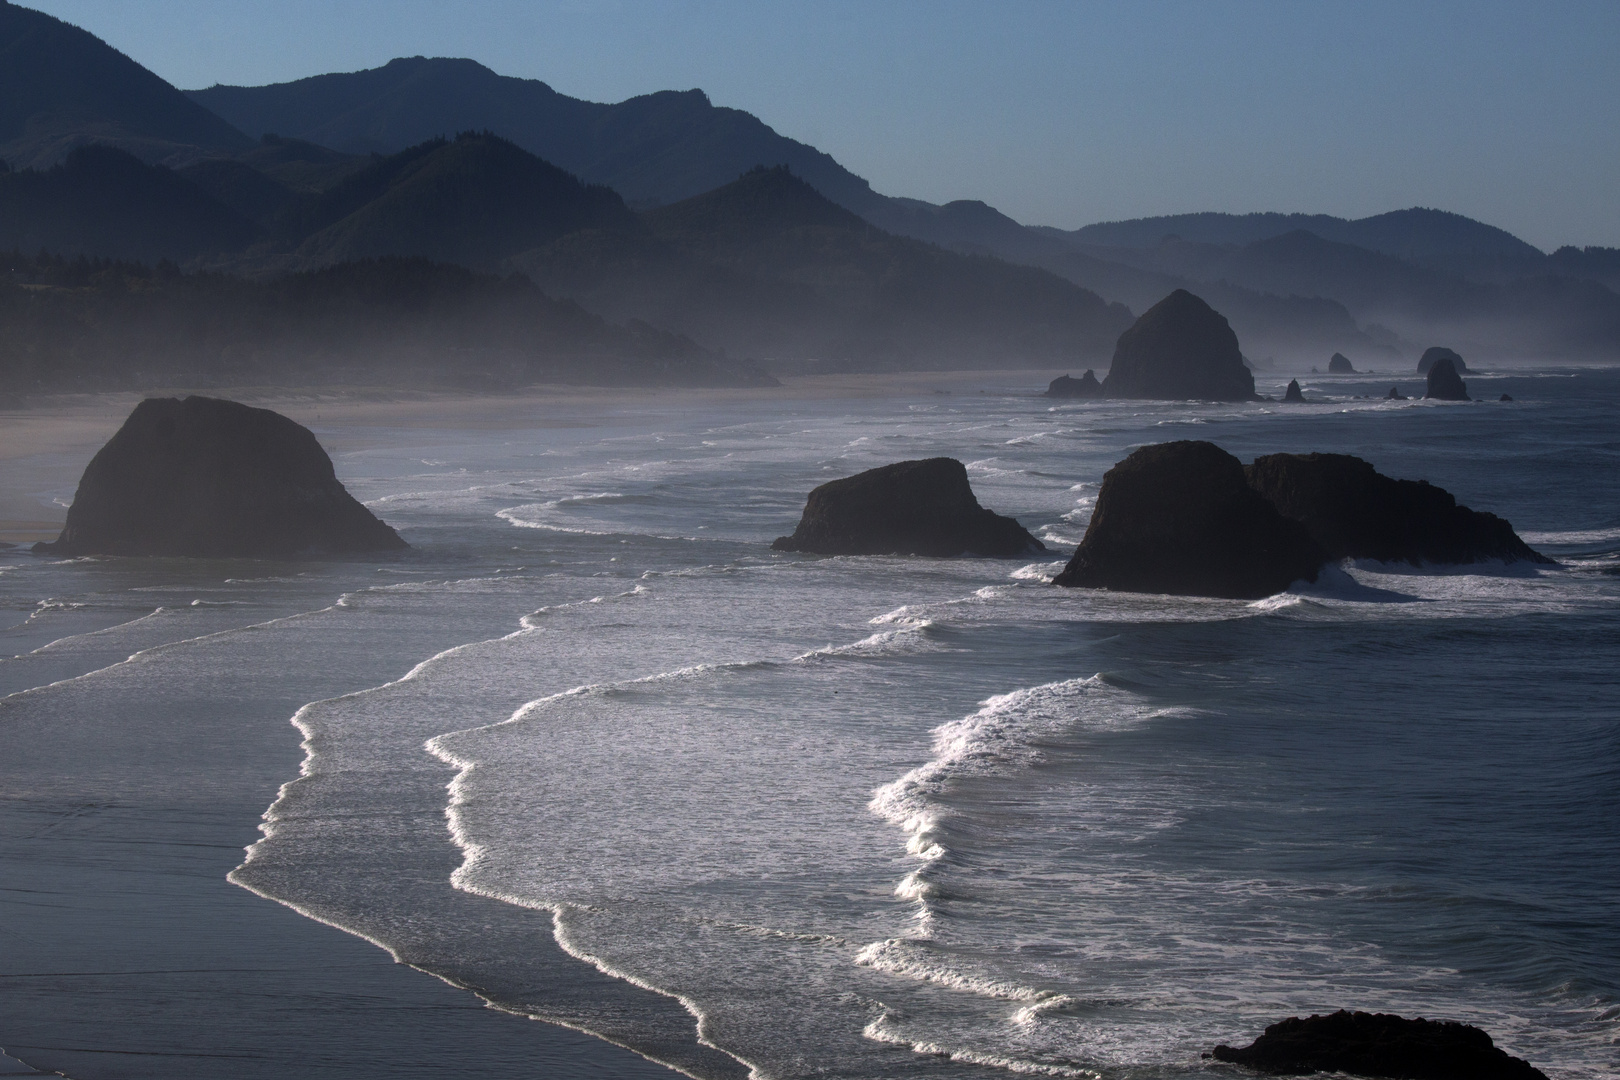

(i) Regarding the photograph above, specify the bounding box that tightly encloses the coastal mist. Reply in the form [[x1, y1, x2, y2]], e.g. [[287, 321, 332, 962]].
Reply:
[[2, 370, 1616, 1079]]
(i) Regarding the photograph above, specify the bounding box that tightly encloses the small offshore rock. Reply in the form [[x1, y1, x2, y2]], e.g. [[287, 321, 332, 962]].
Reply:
[[772, 457, 1044, 558], [1283, 379, 1306, 402], [1101, 289, 1257, 401], [1045, 370, 1103, 398], [34, 396, 407, 557], [1327, 352, 1356, 374], [1500, 393, 1514, 402], [1054, 441, 1325, 598], [1417, 346, 1469, 375], [1424, 356, 1470, 400], [1246, 452, 1551, 565], [1385, 386, 1407, 400], [1212, 1009, 1548, 1080]]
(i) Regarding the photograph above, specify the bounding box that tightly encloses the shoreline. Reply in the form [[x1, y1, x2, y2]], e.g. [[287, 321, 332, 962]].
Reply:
[[0, 370, 1069, 543]]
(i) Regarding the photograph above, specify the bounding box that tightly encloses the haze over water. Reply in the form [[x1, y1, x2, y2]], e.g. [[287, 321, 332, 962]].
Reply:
[[2, 368, 1617, 1078]]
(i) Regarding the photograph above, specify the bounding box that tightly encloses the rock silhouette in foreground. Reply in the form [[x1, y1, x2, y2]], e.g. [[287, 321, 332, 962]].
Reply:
[[1425, 356, 1470, 400], [1418, 346, 1469, 375], [1328, 352, 1356, 374], [1053, 441, 1324, 598], [1045, 370, 1103, 398], [1101, 289, 1257, 401], [1212, 1010, 1548, 1080], [772, 458, 1044, 558], [1246, 453, 1551, 566], [1283, 379, 1306, 402], [35, 396, 407, 557]]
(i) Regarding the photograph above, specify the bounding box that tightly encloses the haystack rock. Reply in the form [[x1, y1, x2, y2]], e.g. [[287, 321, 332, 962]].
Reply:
[[34, 396, 407, 557], [772, 458, 1044, 558], [1417, 346, 1469, 375], [1425, 356, 1470, 400], [1328, 352, 1356, 374], [1385, 386, 1407, 400], [1101, 289, 1257, 401], [1213, 1010, 1548, 1080], [1045, 370, 1102, 398], [1283, 379, 1306, 402], [1053, 441, 1324, 598], [1246, 452, 1551, 566]]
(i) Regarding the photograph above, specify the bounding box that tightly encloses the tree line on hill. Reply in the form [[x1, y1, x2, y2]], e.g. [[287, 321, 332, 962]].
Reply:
[[0, 250, 770, 398]]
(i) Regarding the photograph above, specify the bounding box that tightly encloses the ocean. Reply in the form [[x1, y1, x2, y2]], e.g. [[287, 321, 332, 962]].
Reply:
[[1, 368, 1615, 1079]]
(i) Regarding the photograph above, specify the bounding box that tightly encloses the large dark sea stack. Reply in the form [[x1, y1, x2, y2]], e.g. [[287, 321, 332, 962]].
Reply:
[[1424, 357, 1470, 400], [1212, 1010, 1548, 1080], [1053, 441, 1325, 598], [1245, 453, 1550, 566], [1328, 352, 1356, 374], [1045, 370, 1103, 398], [1418, 347, 1469, 375], [35, 396, 407, 557], [1101, 290, 1257, 401], [1283, 379, 1306, 402], [772, 458, 1043, 558]]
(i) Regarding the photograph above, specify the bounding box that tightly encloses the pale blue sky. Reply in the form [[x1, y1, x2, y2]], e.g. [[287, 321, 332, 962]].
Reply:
[[24, 0, 1620, 249]]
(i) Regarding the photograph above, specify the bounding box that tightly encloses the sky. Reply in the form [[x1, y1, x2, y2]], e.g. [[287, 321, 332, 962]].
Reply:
[[24, 0, 1620, 250]]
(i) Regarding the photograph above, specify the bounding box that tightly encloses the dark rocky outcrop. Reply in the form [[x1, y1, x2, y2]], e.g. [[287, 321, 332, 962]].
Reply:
[[1212, 1010, 1548, 1080], [1245, 452, 1551, 565], [1500, 393, 1514, 402], [35, 396, 407, 557], [1053, 441, 1325, 598], [1101, 290, 1257, 401], [1417, 346, 1469, 375], [1283, 379, 1306, 402], [1328, 352, 1355, 374], [1045, 370, 1103, 398], [772, 458, 1044, 558], [1385, 386, 1407, 400], [1424, 357, 1470, 400]]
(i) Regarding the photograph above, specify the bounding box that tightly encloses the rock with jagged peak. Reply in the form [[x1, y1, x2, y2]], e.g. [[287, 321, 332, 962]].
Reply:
[[1045, 370, 1103, 398]]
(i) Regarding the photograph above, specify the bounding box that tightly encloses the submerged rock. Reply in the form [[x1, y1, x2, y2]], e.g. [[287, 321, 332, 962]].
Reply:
[[1283, 379, 1306, 402], [1425, 356, 1470, 400], [1246, 452, 1551, 565], [1045, 370, 1103, 398], [1328, 352, 1356, 374], [1101, 289, 1256, 401], [1053, 441, 1325, 598], [34, 396, 407, 557], [1385, 386, 1407, 400], [772, 458, 1044, 558], [1212, 1010, 1548, 1080], [1417, 346, 1469, 375]]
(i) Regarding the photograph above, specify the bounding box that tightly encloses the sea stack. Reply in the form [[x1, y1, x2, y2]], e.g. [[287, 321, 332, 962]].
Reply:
[[1283, 379, 1306, 402], [1246, 452, 1551, 565], [1424, 356, 1470, 400], [1328, 352, 1356, 374], [1417, 346, 1468, 375], [1213, 1010, 1548, 1080], [1385, 386, 1407, 400], [34, 396, 407, 557], [1053, 441, 1325, 598], [772, 458, 1044, 558], [1101, 290, 1257, 401], [1045, 370, 1103, 398]]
